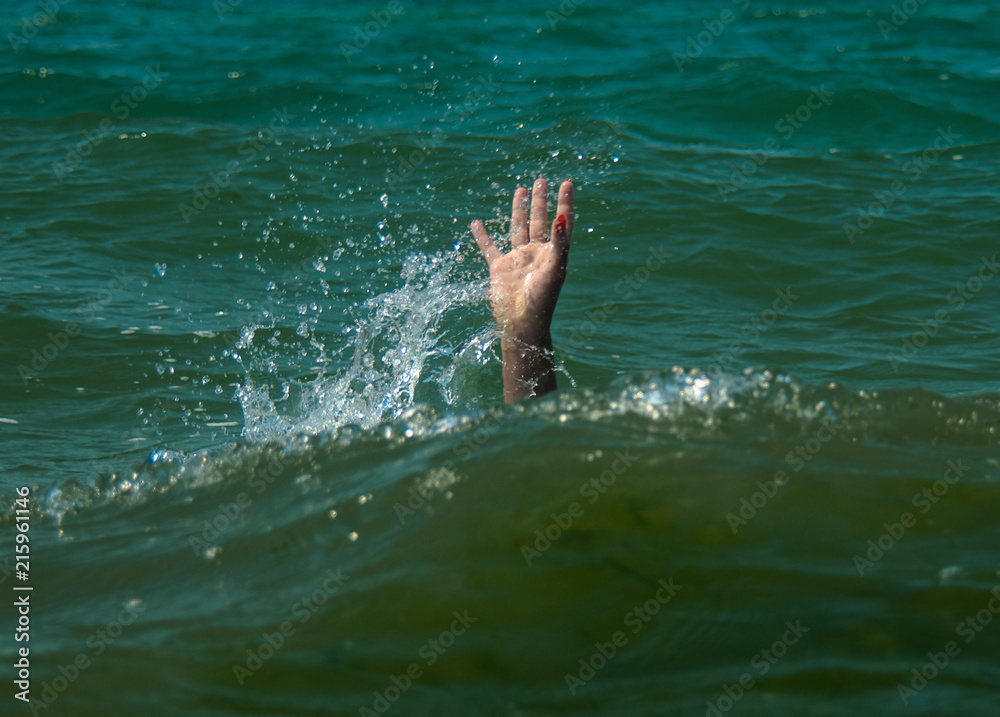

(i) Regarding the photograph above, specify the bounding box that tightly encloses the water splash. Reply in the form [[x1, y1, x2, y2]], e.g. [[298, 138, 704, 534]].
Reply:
[[236, 252, 496, 441]]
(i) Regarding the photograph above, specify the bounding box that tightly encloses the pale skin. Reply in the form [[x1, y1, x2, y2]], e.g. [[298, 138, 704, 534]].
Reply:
[[471, 178, 574, 403]]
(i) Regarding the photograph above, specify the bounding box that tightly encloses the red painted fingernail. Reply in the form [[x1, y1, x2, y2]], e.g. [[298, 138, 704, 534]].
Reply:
[[556, 214, 567, 233]]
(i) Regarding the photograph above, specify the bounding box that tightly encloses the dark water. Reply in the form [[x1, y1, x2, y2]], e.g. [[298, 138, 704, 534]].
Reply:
[[2, 1, 1000, 715]]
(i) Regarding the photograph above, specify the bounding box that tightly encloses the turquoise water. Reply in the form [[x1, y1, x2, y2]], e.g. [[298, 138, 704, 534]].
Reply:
[[2, 1, 1000, 715]]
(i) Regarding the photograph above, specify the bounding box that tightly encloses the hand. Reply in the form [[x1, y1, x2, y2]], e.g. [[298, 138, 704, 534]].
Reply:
[[471, 178, 573, 402], [471, 178, 573, 340]]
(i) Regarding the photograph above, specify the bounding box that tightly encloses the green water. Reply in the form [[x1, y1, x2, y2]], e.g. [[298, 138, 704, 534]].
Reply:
[[2, 1, 1000, 715]]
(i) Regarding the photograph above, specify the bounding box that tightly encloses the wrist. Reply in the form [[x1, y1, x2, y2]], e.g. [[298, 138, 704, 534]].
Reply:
[[498, 321, 557, 403], [500, 321, 552, 351]]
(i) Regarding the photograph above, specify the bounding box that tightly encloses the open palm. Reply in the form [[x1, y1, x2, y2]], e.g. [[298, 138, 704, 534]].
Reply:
[[471, 178, 574, 333]]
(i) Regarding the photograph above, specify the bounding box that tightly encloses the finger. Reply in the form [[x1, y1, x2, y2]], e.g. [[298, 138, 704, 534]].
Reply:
[[529, 177, 548, 243], [471, 220, 499, 266], [552, 213, 569, 259], [550, 178, 573, 251], [510, 187, 529, 249]]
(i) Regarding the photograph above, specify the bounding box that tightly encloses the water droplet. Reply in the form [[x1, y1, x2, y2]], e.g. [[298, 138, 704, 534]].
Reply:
[[938, 565, 961, 583]]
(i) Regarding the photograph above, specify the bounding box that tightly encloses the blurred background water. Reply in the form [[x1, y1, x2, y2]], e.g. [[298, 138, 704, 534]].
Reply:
[[1, 1, 1000, 715]]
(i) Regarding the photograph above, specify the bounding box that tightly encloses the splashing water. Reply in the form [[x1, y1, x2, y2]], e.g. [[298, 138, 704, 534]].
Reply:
[[236, 252, 497, 441]]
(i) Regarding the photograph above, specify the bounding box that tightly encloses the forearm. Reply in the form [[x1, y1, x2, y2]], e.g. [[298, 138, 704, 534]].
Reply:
[[500, 324, 557, 403]]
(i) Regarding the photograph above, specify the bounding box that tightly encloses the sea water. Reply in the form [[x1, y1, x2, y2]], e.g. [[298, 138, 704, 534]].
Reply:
[[2, 1, 1000, 715]]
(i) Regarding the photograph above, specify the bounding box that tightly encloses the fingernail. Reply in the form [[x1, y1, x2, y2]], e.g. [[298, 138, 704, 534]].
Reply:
[[556, 214, 567, 233]]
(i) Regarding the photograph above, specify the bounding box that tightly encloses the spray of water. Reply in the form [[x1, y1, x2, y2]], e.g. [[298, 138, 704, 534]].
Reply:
[[236, 252, 499, 441]]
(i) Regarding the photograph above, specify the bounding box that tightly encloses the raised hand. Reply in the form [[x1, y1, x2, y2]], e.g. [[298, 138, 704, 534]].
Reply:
[[471, 178, 574, 402]]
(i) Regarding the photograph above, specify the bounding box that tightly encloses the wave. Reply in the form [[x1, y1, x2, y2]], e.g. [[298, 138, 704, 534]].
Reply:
[[5, 360, 997, 526]]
